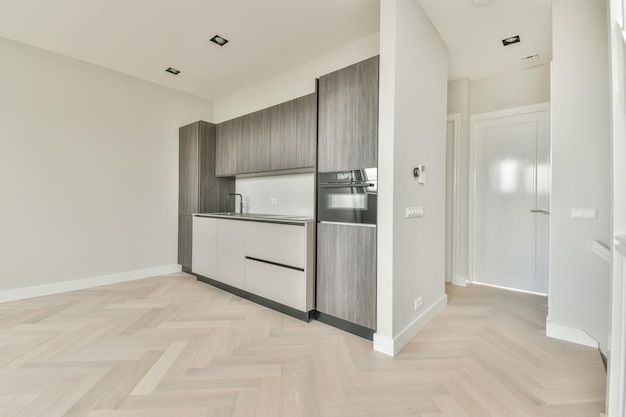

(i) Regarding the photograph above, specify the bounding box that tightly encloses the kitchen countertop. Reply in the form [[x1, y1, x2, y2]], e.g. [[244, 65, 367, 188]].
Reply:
[[194, 212, 314, 225]]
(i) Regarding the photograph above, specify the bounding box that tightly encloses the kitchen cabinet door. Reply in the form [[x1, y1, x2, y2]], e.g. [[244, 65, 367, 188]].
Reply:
[[296, 93, 317, 168], [238, 110, 270, 174], [215, 219, 245, 289], [317, 222, 376, 330], [269, 100, 298, 171], [318, 56, 379, 172], [192, 216, 217, 279], [216, 119, 239, 177]]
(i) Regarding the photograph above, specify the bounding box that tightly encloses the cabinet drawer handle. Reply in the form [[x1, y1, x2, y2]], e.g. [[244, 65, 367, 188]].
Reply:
[[245, 256, 304, 272]]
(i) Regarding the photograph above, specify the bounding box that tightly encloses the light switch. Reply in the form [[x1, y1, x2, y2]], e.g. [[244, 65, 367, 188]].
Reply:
[[572, 208, 597, 220], [406, 207, 423, 218], [583, 209, 597, 219]]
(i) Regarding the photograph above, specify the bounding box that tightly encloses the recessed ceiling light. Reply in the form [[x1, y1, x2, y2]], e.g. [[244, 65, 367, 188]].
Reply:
[[165, 67, 181, 75], [473, 0, 494, 6], [502, 35, 521, 46], [210, 35, 229, 46]]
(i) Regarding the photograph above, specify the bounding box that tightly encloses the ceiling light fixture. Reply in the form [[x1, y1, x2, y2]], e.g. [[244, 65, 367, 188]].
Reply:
[[473, 0, 495, 6], [502, 35, 521, 46], [165, 67, 181, 75], [210, 35, 229, 46]]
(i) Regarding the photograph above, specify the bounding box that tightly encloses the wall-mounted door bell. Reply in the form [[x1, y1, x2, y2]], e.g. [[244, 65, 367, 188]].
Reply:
[[413, 165, 426, 184]]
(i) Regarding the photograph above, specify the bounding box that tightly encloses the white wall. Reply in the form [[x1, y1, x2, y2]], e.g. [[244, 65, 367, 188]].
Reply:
[[235, 173, 314, 216], [213, 34, 380, 122], [0, 37, 213, 293], [470, 64, 551, 115], [376, 0, 448, 356], [549, 0, 611, 349]]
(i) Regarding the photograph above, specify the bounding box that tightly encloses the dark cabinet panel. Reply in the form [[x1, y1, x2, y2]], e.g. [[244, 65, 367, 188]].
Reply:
[[269, 100, 298, 171], [296, 93, 317, 168], [179, 121, 235, 270], [197, 122, 236, 213], [179, 124, 199, 215], [317, 222, 376, 330], [215, 119, 238, 177], [178, 215, 192, 272], [318, 56, 379, 172], [239, 110, 270, 174]]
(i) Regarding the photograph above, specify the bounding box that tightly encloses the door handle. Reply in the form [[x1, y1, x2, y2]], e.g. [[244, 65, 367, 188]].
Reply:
[[530, 209, 550, 214]]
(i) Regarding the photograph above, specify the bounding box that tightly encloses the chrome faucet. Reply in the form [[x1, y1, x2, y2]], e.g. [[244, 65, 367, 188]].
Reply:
[[227, 193, 243, 214]]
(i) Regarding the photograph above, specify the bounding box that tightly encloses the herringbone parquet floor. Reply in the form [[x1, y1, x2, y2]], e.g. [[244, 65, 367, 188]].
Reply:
[[0, 273, 606, 417]]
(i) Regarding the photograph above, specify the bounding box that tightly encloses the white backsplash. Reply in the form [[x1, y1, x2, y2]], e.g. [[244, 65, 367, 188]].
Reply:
[[235, 173, 315, 217]]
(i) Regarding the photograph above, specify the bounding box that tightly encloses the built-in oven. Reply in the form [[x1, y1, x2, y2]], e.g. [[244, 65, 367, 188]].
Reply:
[[317, 168, 377, 225]]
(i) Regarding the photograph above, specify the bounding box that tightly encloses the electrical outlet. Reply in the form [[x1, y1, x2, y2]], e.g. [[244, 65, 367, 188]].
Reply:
[[414, 297, 423, 311], [269, 198, 278, 205], [405, 207, 424, 218]]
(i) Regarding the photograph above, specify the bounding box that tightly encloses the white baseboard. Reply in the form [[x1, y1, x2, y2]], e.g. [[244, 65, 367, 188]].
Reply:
[[373, 294, 448, 357], [546, 320, 599, 349], [0, 264, 183, 304]]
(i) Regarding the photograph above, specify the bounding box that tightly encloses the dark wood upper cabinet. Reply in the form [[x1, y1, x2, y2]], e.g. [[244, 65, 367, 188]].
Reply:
[[295, 93, 317, 168], [238, 110, 270, 174], [318, 56, 379, 172], [269, 100, 298, 171], [215, 120, 237, 177], [216, 92, 318, 176]]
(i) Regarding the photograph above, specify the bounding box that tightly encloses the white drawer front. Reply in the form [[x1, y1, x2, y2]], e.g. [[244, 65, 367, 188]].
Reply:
[[244, 258, 305, 311], [245, 222, 305, 268]]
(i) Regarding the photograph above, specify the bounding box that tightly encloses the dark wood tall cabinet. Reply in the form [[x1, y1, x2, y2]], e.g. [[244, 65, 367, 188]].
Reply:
[[179, 121, 235, 272], [315, 57, 379, 338], [318, 56, 379, 172]]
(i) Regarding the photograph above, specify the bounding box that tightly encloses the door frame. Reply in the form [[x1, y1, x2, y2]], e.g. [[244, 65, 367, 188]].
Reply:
[[468, 102, 551, 289], [607, 0, 626, 414], [446, 114, 465, 286]]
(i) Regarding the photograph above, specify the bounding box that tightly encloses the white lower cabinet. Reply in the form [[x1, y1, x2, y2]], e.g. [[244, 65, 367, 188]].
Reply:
[[192, 215, 314, 313], [215, 219, 245, 289], [244, 258, 305, 311]]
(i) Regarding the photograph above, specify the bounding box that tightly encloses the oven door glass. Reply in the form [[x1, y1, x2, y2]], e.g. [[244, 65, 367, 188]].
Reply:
[[327, 193, 368, 210]]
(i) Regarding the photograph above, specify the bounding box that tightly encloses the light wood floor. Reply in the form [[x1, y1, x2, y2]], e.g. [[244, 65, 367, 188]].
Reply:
[[0, 273, 606, 417]]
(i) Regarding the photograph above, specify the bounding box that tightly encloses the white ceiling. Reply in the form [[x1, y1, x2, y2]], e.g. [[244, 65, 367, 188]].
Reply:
[[417, 0, 553, 81], [0, 0, 552, 100]]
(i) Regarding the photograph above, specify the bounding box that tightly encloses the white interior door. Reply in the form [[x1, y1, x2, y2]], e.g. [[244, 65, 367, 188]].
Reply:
[[472, 106, 550, 294]]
